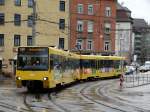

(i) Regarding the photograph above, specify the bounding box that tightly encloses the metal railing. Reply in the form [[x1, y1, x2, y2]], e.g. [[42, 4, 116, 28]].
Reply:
[[124, 71, 150, 88]]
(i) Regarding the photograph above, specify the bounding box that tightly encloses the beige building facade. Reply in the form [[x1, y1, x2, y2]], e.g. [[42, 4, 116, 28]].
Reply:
[[0, 0, 69, 75]]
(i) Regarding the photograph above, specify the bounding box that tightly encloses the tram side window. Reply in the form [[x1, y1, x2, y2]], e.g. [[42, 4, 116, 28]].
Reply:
[[103, 60, 113, 67], [97, 60, 103, 68], [66, 58, 79, 70], [50, 54, 62, 70], [114, 61, 120, 69], [67, 58, 73, 69], [91, 60, 96, 69], [71, 59, 76, 69], [74, 59, 80, 69], [99, 60, 114, 72], [63, 57, 69, 70], [82, 60, 91, 68]]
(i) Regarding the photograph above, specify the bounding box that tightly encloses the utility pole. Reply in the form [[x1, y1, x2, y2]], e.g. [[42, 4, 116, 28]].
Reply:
[[32, 0, 37, 46]]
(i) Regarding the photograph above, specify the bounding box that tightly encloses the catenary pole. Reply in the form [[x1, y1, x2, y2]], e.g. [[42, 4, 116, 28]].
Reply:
[[32, 0, 36, 46]]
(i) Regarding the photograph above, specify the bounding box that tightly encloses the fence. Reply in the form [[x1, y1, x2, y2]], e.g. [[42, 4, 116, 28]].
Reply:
[[124, 71, 150, 88]]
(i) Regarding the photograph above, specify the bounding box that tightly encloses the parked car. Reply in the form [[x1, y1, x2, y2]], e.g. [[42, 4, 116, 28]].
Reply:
[[130, 62, 140, 68], [139, 65, 149, 72], [145, 61, 150, 70], [125, 65, 135, 75]]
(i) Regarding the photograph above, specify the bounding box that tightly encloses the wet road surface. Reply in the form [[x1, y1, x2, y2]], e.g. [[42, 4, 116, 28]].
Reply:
[[0, 77, 150, 112]]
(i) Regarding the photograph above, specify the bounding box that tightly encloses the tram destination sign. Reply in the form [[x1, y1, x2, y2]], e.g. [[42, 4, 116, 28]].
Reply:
[[18, 47, 48, 54]]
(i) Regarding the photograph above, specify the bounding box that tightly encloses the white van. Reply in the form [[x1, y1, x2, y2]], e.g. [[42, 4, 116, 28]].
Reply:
[[144, 61, 150, 71]]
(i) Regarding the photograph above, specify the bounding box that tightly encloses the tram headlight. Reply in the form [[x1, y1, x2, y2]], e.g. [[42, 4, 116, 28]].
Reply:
[[16, 76, 21, 80], [43, 77, 48, 81]]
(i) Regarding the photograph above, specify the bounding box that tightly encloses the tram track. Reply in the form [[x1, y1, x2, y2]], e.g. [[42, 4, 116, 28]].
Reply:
[[23, 91, 69, 112], [23, 93, 53, 112], [20, 79, 150, 112], [77, 79, 147, 112], [79, 82, 128, 112], [0, 88, 29, 112], [23, 93, 36, 112], [0, 103, 28, 112], [96, 80, 149, 112], [48, 92, 71, 112]]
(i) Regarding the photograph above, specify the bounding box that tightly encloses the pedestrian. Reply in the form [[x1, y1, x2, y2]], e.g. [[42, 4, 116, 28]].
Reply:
[[135, 66, 138, 74], [119, 74, 124, 91]]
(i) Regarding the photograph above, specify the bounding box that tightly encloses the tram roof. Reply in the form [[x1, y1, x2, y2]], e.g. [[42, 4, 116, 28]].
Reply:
[[80, 55, 125, 60], [17, 47, 125, 60], [17, 46, 80, 59], [49, 47, 80, 59]]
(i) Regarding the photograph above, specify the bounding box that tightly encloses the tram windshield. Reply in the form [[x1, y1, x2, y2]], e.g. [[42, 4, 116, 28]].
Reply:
[[17, 47, 49, 70]]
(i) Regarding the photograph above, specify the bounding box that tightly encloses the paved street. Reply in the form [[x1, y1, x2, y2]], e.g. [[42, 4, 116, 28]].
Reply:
[[0, 73, 150, 112], [0, 0, 150, 111]]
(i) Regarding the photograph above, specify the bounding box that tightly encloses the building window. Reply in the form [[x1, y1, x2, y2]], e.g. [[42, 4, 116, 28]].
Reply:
[[15, 0, 21, 6], [77, 33, 83, 39], [77, 20, 83, 32], [77, 4, 83, 14], [104, 23, 111, 34], [87, 39, 93, 50], [14, 14, 21, 26], [0, 0, 4, 5], [59, 19, 65, 29], [60, 1, 65, 11], [105, 6, 111, 17], [59, 38, 64, 49], [14, 35, 20, 46], [28, 15, 33, 27], [0, 34, 4, 46], [104, 41, 110, 51], [88, 5, 93, 15], [0, 13, 4, 25], [28, 0, 33, 7], [87, 33, 93, 38], [87, 21, 94, 33], [76, 39, 83, 50], [27, 36, 33, 46]]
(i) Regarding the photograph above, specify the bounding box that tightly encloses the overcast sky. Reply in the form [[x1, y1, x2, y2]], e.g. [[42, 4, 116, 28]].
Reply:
[[118, 0, 150, 24]]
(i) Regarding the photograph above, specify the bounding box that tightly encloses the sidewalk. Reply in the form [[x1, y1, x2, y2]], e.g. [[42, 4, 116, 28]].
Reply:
[[0, 74, 15, 87]]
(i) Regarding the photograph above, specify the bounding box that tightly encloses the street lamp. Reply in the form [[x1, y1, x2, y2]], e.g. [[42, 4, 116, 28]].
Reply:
[[119, 38, 124, 57]]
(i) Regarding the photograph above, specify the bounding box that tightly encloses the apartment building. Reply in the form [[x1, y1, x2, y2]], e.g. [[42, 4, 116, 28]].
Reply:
[[115, 3, 133, 63], [0, 0, 69, 75], [133, 19, 149, 64], [70, 0, 117, 55]]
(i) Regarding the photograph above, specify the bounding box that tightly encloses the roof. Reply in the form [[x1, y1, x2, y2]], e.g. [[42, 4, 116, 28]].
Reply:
[[117, 3, 131, 12], [133, 18, 148, 28], [116, 3, 132, 22]]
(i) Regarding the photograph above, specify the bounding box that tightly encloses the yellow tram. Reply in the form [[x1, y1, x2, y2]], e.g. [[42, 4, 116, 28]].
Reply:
[[16, 47, 125, 91], [80, 55, 125, 80], [16, 47, 80, 90]]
